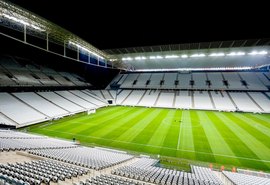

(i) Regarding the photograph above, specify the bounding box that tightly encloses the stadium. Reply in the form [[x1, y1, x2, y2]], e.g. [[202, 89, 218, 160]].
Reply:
[[0, 1, 270, 184]]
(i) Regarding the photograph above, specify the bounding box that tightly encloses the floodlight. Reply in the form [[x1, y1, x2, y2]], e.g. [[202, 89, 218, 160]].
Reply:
[[2, 13, 44, 31], [69, 41, 104, 59], [181, 55, 188, 58], [190, 54, 205, 58], [209, 53, 225, 57], [149, 56, 163, 59], [248, 51, 268, 55], [122, 57, 132, 61], [226, 52, 245, 56], [135, 56, 146, 60], [165, 55, 179, 59]]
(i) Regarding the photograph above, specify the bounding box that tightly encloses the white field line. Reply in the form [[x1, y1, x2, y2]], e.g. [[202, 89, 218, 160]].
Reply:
[[177, 116, 183, 150]]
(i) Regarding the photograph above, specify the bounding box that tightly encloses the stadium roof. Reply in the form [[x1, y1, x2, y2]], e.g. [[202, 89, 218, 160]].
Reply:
[[0, 0, 108, 60], [104, 39, 270, 55], [1, 0, 270, 71]]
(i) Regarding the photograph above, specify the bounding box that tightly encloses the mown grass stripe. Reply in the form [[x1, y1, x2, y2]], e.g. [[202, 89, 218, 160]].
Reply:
[[191, 111, 215, 162], [160, 110, 179, 157], [208, 112, 265, 168], [146, 109, 177, 155], [239, 114, 270, 136], [112, 108, 161, 150], [74, 107, 136, 135], [45, 106, 123, 131], [93, 107, 152, 145], [244, 114, 270, 131], [131, 109, 168, 145], [198, 111, 236, 165], [177, 110, 195, 160], [220, 113, 270, 169], [229, 113, 270, 149]]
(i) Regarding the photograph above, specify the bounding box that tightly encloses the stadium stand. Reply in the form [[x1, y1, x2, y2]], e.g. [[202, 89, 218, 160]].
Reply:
[[112, 157, 223, 185], [210, 91, 236, 111], [76, 174, 150, 185], [222, 171, 270, 185], [0, 90, 108, 128], [137, 90, 159, 107], [0, 56, 91, 87], [175, 90, 193, 109], [0, 93, 48, 127], [0, 130, 75, 151], [12, 92, 69, 118], [105, 69, 270, 113], [29, 147, 134, 170], [111, 71, 269, 91]]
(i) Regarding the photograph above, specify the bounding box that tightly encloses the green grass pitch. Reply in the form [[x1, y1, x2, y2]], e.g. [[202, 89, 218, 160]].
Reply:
[[25, 106, 270, 171]]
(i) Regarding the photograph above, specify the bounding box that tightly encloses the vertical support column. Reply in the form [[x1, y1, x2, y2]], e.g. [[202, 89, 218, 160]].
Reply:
[[63, 41, 66, 57], [24, 24, 27, 43], [97, 57, 100, 66], [46, 32, 49, 51], [77, 46, 79, 61], [88, 53, 90, 64]]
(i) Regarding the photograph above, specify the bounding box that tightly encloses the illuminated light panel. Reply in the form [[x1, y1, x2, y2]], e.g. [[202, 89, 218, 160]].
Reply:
[[209, 53, 225, 57], [248, 51, 268, 55], [69, 41, 104, 59], [181, 55, 188, 58], [135, 56, 146, 60], [109, 59, 117, 62], [149, 56, 163, 59], [2, 13, 44, 31], [226, 52, 245, 56], [122, 57, 132, 61], [165, 55, 179, 59], [190, 54, 206, 58], [135, 66, 253, 72]]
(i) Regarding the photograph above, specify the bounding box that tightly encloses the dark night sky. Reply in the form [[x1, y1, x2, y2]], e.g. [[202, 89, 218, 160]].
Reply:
[[7, 0, 270, 50]]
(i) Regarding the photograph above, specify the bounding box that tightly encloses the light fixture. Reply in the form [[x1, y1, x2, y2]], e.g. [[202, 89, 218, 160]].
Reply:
[[2, 13, 44, 31], [209, 53, 225, 57], [148, 56, 163, 59], [190, 54, 205, 58], [135, 56, 146, 60], [165, 55, 179, 59], [226, 52, 245, 56], [122, 57, 132, 61], [248, 51, 268, 55], [69, 41, 104, 59]]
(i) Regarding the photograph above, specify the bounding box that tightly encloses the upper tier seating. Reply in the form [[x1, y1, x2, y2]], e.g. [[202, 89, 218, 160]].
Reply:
[[110, 71, 269, 91], [112, 89, 270, 113], [0, 56, 91, 87]]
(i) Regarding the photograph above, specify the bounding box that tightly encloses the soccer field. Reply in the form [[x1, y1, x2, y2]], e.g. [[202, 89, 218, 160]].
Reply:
[[25, 106, 270, 171]]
